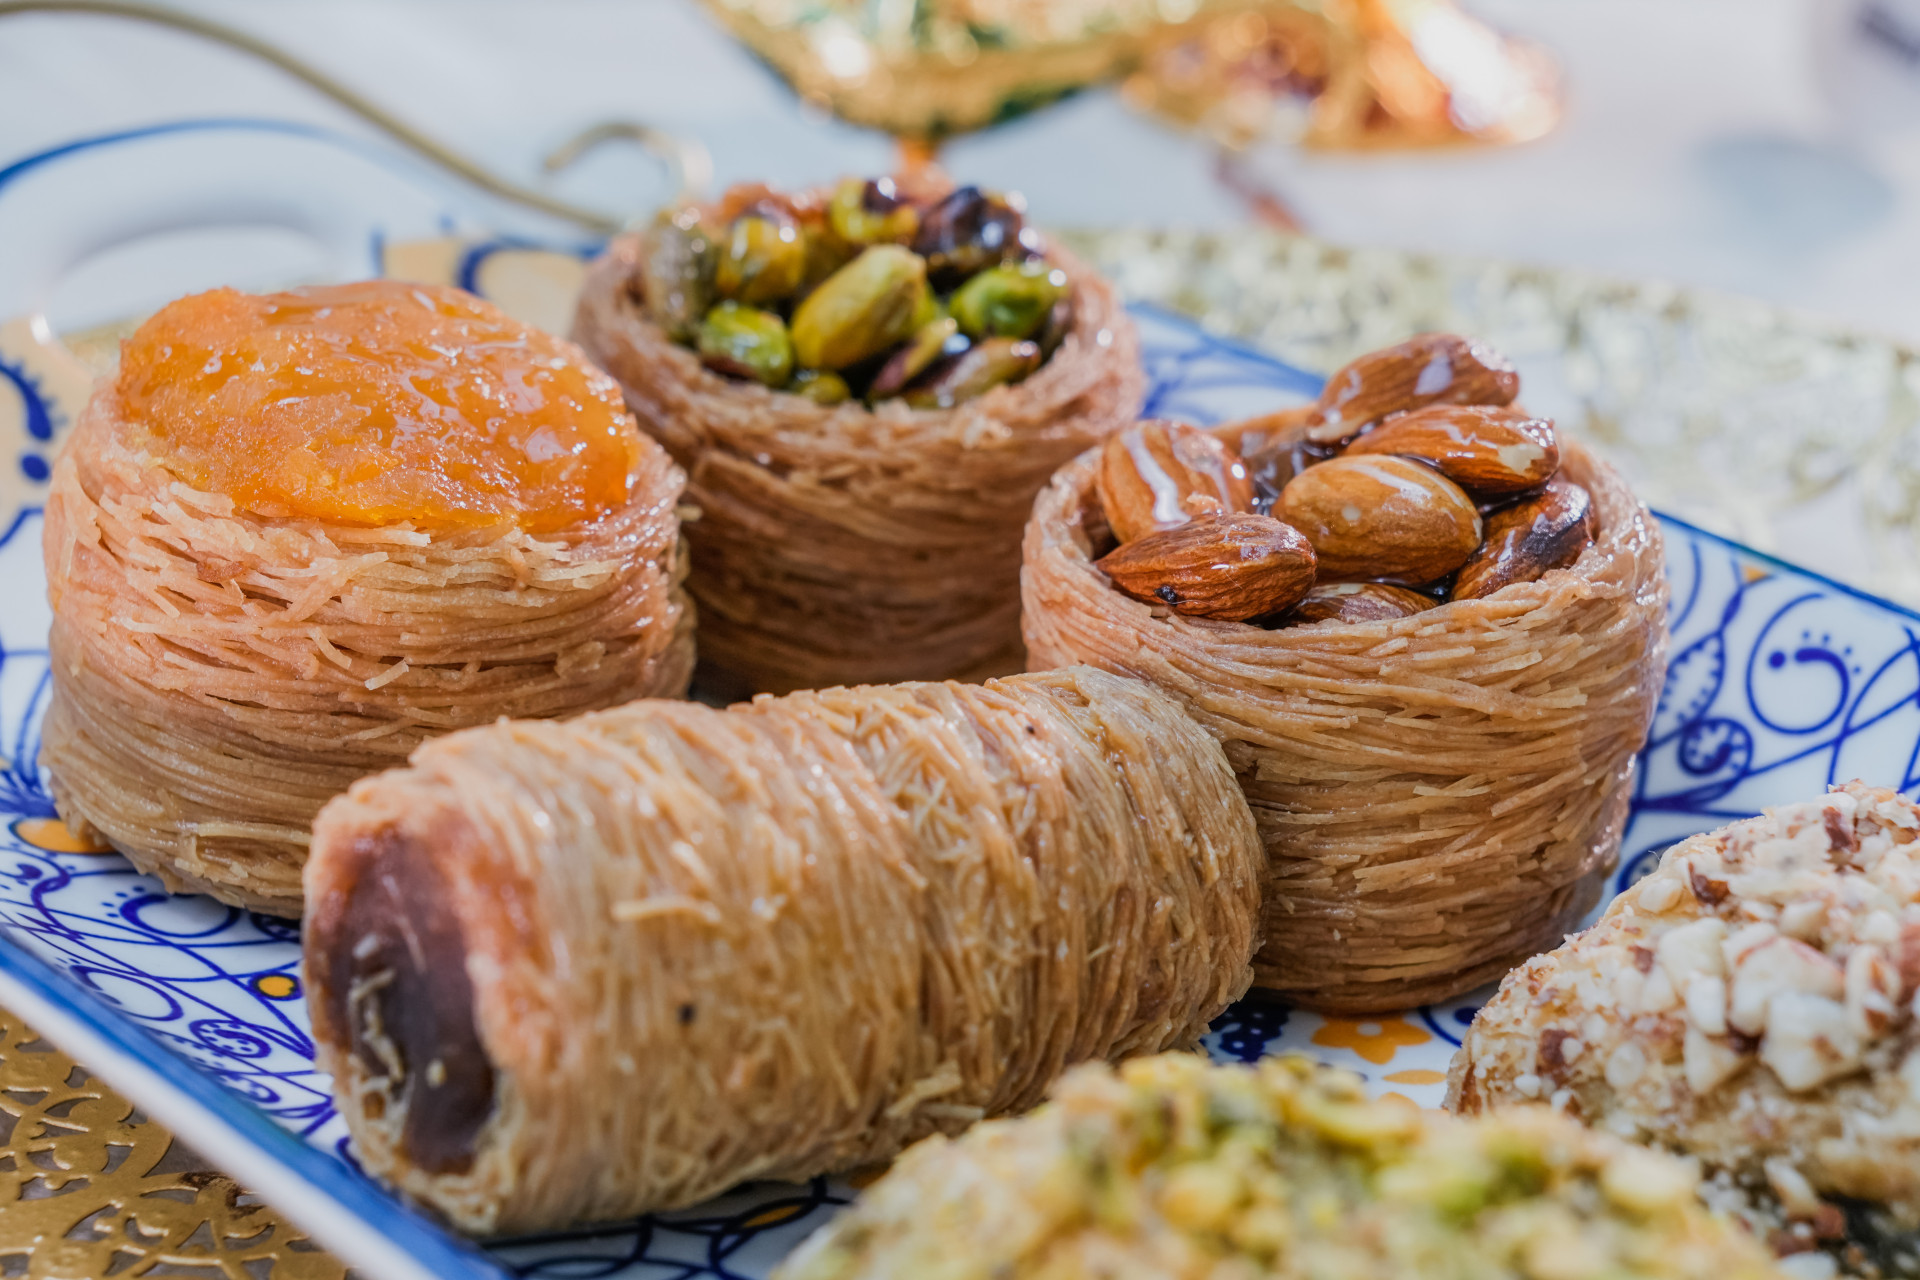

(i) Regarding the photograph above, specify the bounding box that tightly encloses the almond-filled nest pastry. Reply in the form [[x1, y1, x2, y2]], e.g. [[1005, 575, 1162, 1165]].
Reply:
[[303, 666, 1259, 1234], [42, 280, 691, 916], [1451, 784, 1920, 1244], [1024, 333, 1670, 1012], [776, 1052, 1791, 1280], [573, 174, 1143, 695]]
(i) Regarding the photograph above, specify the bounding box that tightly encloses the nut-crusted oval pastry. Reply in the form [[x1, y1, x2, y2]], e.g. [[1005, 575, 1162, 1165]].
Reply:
[[1450, 783, 1920, 1229], [1024, 411, 1667, 1012], [305, 666, 1260, 1233], [42, 281, 692, 916], [1275, 454, 1482, 583]]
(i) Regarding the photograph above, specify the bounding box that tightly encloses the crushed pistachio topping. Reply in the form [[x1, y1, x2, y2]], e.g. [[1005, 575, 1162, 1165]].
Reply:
[[778, 1053, 1787, 1280]]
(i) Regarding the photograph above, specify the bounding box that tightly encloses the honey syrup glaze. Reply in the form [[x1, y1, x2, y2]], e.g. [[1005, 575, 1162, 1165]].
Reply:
[[115, 280, 646, 533]]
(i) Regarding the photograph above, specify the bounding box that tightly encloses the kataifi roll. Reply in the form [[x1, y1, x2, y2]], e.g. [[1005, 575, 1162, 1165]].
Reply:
[[303, 666, 1259, 1233]]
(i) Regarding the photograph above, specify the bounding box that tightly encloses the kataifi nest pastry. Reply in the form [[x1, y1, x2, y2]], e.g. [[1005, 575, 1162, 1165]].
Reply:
[[304, 666, 1259, 1233], [1023, 333, 1669, 1012], [41, 281, 691, 917], [1450, 783, 1920, 1235], [573, 174, 1143, 696]]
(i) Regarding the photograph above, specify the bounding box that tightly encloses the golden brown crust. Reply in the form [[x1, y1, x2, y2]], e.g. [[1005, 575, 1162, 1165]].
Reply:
[[303, 666, 1261, 1234], [572, 232, 1144, 695], [1022, 426, 1669, 1012], [41, 386, 692, 915]]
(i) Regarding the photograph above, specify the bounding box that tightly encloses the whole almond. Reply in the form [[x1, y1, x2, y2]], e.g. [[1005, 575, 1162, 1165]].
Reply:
[[1097, 420, 1254, 545], [1453, 477, 1594, 600], [1275, 455, 1482, 583], [1343, 404, 1558, 498], [1286, 582, 1437, 626], [1309, 334, 1519, 444], [1096, 512, 1315, 621]]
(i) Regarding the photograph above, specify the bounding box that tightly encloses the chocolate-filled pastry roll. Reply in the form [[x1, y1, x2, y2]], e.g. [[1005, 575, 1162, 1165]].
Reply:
[[304, 666, 1260, 1234]]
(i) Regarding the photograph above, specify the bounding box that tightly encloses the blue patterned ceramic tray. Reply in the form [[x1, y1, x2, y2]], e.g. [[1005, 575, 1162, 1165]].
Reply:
[[3, 120, 1919, 1280]]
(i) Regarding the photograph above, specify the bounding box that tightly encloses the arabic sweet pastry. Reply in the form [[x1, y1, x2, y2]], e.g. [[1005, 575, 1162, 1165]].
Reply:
[[1450, 783, 1920, 1231], [776, 1053, 1789, 1280], [1023, 334, 1669, 1012], [573, 176, 1143, 695], [303, 666, 1259, 1233], [41, 281, 691, 916]]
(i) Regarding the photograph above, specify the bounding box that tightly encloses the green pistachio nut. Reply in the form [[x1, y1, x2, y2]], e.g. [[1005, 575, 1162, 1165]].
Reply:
[[800, 216, 859, 290], [949, 260, 1069, 341], [789, 368, 851, 405], [696, 302, 794, 387], [828, 177, 920, 246], [869, 317, 961, 401], [909, 284, 942, 334], [904, 337, 1040, 409], [790, 245, 930, 371], [714, 214, 807, 305], [638, 206, 718, 342]]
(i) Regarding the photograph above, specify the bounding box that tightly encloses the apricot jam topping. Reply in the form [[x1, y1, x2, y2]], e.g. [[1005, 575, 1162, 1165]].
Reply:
[[116, 281, 643, 532]]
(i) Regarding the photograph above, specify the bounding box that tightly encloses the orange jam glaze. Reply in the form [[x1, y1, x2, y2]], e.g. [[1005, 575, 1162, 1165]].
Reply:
[[115, 280, 643, 533]]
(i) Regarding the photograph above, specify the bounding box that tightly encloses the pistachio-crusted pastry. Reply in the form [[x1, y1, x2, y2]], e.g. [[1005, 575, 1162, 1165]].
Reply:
[[1022, 337, 1669, 1012], [777, 1053, 1789, 1280], [304, 666, 1258, 1234], [1450, 782, 1920, 1228], [42, 282, 691, 915], [574, 176, 1143, 695]]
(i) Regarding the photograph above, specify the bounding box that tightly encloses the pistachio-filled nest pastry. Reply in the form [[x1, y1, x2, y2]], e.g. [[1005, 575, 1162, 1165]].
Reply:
[[776, 1052, 1790, 1280], [304, 666, 1258, 1233], [1024, 334, 1669, 1012], [1451, 784, 1920, 1244], [43, 281, 691, 916], [574, 175, 1143, 695]]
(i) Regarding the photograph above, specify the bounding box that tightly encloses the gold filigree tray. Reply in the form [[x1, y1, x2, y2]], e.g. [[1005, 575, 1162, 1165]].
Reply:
[[0, 1008, 341, 1279]]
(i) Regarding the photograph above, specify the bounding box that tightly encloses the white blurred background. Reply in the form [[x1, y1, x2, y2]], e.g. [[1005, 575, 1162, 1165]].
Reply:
[[5, 0, 1920, 339]]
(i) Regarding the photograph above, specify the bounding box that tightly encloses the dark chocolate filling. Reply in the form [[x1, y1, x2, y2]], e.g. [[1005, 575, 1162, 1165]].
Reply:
[[319, 828, 496, 1175]]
